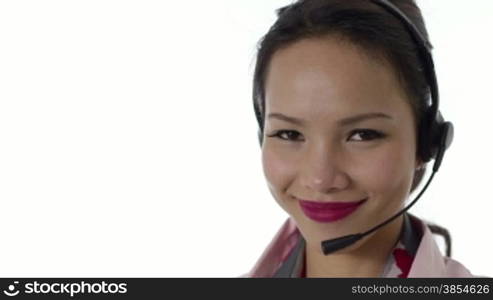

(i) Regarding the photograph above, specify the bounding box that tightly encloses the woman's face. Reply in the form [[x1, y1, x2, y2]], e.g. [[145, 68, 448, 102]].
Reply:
[[262, 37, 420, 251]]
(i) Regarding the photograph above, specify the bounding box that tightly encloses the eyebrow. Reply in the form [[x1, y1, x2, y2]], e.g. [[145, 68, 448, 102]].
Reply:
[[267, 112, 393, 126]]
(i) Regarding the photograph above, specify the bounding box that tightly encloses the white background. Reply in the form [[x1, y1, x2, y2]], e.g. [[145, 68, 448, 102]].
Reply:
[[0, 0, 491, 277]]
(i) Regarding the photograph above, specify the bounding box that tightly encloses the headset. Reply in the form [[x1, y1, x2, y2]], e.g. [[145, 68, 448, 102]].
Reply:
[[253, 0, 455, 255]]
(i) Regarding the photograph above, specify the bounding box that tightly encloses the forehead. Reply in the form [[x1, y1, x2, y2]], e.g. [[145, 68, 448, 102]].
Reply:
[[264, 37, 411, 121]]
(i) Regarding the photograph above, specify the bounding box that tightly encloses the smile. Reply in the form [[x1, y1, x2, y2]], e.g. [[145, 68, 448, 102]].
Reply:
[[298, 198, 368, 223]]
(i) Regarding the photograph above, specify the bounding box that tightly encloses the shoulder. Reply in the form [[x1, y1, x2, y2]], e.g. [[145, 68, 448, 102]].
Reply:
[[442, 256, 476, 277], [408, 214, 477, 277], [247, 218, 300, 277]]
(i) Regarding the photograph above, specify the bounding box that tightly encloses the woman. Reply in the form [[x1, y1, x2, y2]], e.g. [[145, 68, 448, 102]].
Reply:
[[247, 0, 474, 277]]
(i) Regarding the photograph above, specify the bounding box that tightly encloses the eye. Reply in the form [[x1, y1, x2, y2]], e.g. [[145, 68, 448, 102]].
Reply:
[[348, 129, 386, 142], [267, 130, 303, 142]]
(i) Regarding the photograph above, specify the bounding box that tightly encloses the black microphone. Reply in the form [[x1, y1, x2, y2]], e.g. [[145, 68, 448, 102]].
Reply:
[[321, 169, 436, 255]]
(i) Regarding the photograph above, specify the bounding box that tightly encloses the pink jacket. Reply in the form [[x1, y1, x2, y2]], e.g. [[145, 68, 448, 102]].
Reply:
[[247, 214, 474, 277]]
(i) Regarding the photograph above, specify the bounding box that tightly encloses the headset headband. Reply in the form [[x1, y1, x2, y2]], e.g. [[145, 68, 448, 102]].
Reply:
[[370, 0, 439, 121]]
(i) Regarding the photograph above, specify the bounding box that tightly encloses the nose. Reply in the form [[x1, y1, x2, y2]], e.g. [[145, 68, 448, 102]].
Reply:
[[299, 145, 350, 194]]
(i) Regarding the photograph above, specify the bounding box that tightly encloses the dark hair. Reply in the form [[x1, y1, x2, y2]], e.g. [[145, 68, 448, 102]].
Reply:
[[252, 0, 452, 256]]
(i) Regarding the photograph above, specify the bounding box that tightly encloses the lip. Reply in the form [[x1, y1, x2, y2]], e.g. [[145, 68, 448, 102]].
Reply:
[[298, 198, 367, 223]]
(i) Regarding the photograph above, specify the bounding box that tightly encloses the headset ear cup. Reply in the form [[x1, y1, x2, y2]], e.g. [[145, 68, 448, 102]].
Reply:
[[429, 111, 445, 159], [418, 109, 454, 172], [419, 110, 451, 164], [442, 121, 454, 150], [431, 121, 454, 172]]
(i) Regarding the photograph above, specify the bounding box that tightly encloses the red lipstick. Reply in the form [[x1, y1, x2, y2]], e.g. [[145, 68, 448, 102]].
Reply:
[[298, 198, 367, 223]]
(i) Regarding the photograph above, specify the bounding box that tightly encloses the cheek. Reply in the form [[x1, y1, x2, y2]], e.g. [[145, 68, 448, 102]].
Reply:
[[262, 147, 288, 190], [357, 143, 415, 199], [261, 146, 298, 200]]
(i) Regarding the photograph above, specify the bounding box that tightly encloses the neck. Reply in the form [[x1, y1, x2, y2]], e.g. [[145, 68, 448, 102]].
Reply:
[[305, 215, 404, 278]]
